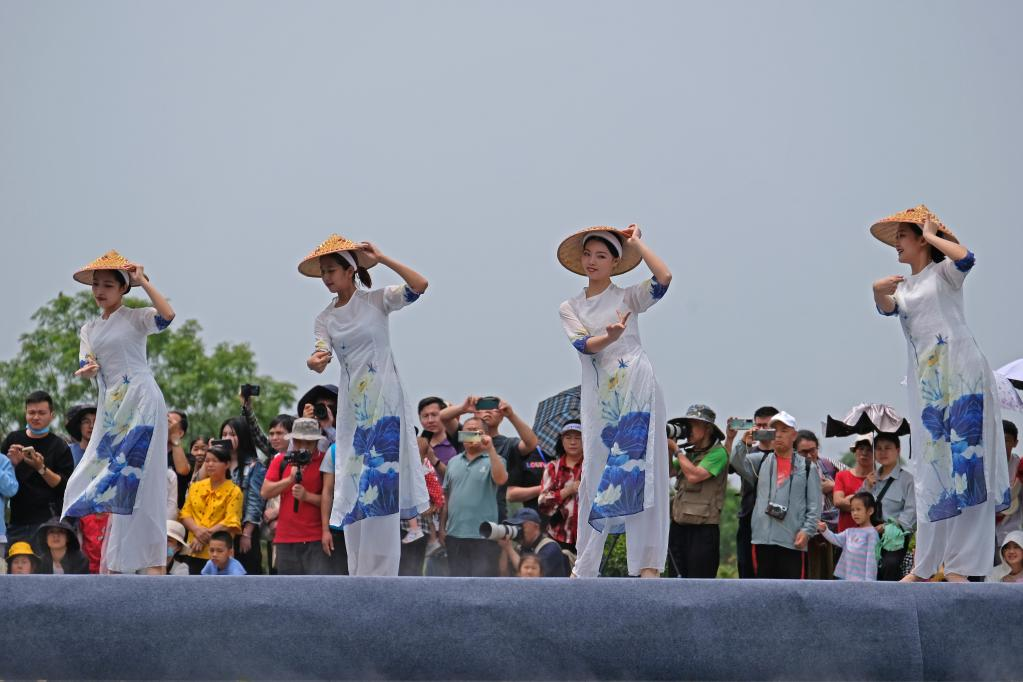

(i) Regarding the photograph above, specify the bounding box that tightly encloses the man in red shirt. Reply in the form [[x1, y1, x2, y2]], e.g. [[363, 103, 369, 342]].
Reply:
[[833, 435, 875, 532], [260, 418, 331, 575]]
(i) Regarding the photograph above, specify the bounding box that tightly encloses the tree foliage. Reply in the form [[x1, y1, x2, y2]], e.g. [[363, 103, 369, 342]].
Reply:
[[0, 291, 295, 440]]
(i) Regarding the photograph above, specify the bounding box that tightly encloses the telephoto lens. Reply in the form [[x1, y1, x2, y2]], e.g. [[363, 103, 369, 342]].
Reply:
[[479, 521, 521, 541]]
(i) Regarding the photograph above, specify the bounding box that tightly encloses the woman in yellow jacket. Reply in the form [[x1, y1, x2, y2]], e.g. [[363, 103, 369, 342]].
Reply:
[[179, 444, 242, 574]]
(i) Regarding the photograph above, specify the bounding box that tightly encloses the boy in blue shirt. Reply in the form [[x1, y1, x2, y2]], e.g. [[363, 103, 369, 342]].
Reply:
[[201, 531, 247, 575]]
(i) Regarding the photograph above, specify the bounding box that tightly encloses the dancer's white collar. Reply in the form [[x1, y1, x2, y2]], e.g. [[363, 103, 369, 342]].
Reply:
[[585, 231, 622, 258]]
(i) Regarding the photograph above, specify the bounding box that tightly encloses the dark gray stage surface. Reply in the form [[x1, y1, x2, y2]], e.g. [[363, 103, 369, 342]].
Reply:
[[1, 576, 1019, 680]]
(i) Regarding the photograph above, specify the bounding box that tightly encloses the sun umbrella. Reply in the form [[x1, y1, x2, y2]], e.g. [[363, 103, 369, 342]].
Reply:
[[824, 402, 910, 438], [532, 385, 581, 456], [994, 370, 1023, 412], [996, 359, 1023, 390]]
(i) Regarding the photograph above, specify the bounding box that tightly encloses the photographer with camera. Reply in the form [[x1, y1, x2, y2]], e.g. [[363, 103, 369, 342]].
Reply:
[[667, 405, 729, 579], [260, 418, 332, 575], [724, 405, 779, 579], [730, 411, 821, 579], [440, 416, 508, 577], [441, 395, 540, 518], [491, 507, 569, 577], [297, 384, 339, 444]]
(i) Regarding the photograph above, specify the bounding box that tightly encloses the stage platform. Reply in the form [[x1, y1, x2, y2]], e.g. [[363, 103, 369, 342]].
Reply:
[[2, 576, 1020, 680]]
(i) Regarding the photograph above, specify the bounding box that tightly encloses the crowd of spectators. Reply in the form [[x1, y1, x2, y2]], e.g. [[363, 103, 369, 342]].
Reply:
[[2, 387, 1021, 583]]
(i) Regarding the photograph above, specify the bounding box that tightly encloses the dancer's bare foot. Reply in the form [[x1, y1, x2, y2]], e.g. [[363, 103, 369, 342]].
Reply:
[[639, 568, 660, 578], [900, 573, 923, 582], [944, 572, 968, 583]]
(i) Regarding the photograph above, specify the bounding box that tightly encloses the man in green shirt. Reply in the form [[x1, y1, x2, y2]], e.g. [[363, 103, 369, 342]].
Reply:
[[668, 404, 729, 578], [440, 416, 508, 576]]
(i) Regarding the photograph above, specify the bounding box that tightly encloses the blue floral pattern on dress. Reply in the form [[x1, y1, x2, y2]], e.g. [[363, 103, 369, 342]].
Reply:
[[341, 414, 401, 527], [954, 251, 976, 273], [64, 424, 155, 516], [589, 390, 651, 529], [650, 277, 669, 301]]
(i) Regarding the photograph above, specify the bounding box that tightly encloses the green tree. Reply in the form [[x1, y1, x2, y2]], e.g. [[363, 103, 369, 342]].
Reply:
[[0, 291, 295, 440]]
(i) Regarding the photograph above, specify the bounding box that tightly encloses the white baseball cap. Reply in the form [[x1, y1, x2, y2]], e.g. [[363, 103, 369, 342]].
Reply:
[[769, 411, 797, 429]]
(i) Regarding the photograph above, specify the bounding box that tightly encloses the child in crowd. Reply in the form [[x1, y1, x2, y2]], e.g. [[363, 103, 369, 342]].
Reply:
[[987, 531, 1023, 583], [201, 530, 247, 575], [6, 542, 40, 574], [518, 552, 544, 578], [821, 492, 879, 581], [35, 518, 90, 574], [166, 520, 190, 576]]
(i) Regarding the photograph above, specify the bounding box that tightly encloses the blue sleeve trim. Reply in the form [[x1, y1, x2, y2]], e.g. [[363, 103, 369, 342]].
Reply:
[[572, 335, 594, 354], [954, 251, 975, 273], [154, 314, 173, 331], [650, 276, 669, 301], [79, 359, 88, 368], [403, 285, 422, 303], [877, 303, 899, 317]]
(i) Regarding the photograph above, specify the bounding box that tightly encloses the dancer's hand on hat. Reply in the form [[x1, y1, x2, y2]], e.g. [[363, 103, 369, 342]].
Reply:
[[308, 350, 332, 373], [921, 217, 939, 238], [872, 275, 904, 297], [605, 311, 631, 342], [622, 224, 642, 242], [357, 242, 382, 267], [75, 361, 100, 379], [125, 264, 147, 286]]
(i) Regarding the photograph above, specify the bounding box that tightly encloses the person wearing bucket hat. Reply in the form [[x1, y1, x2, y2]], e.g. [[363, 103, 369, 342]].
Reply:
[[557, 224, 673, 578], [62, 251, 176, 575], [300, 235, 430, 576], [260, 418, 335, 575], [668, 405, 729, 579], [166, 520, 190, 575], [35, 517, 89, 574], [6, 541, 40, 574], [295, 384, 340, 443], [870, 207, 1011, 582], [64, 404, 96, 467]]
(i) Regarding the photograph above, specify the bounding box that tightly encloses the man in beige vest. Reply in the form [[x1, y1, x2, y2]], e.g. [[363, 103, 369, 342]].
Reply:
[[668, 405, 729, 578]]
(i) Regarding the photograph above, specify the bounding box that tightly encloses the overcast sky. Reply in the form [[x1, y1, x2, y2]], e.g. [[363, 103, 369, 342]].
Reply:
[[2, 1, 1021, 457]]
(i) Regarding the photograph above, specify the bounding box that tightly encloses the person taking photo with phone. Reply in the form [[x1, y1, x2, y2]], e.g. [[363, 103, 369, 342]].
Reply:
[[556, 224, 672, 578], [301, 234, 430, 576]]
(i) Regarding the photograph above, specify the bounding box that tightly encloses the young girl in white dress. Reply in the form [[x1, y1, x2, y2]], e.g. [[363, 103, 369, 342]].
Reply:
[[300, 235, 430, 576], [63, 251, 175, 574], [557, 225, 672, 578], [871, 206, 1010, 581]]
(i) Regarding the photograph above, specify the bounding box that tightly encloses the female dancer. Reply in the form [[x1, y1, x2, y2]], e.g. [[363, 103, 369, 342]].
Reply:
[[871, 205, 1010, 581], [557, 225, 672, 577], [63, 250, 175, 574], [300, 234, 430, 576]]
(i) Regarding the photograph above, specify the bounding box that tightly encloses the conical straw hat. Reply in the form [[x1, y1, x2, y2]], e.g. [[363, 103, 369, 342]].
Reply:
[[73, 250, 134, 285], [557, 226, 642, 276], [298, 234, 376, 277], [870, 204, 959, 247]]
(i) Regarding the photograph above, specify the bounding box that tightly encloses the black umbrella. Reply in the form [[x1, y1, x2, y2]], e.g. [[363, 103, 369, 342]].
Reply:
[[824, 403, 910, 438], [532, 386, 581, 456]]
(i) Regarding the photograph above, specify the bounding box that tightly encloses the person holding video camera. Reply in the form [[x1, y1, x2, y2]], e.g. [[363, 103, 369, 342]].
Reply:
[[668, 405, 729, 579], [730, 411, 821, 579], [494, 508, 569, 577], [440, 416, 508, 577], [260, 418, 332, 575]]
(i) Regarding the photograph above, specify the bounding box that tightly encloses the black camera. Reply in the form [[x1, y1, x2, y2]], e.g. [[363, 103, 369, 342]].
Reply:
[[765, 502, 788, 521], [241, 384, 261, 399], [666, 419, 690, 441], [313, 403, 329, 420], [479, 521, 521, 541], [282, 449, 313, 512]]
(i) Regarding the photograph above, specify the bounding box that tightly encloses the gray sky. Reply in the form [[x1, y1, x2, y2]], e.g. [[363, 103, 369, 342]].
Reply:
[[2, 1, 1021, 458]]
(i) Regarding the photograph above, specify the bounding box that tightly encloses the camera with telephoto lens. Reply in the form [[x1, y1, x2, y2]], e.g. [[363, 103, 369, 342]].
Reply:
[[479, 521, 521, 541], [240, 384, 261, 399], [666, 420, 690, 442], [283, 449, 313, 512], [765, 502, 788, 520]]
